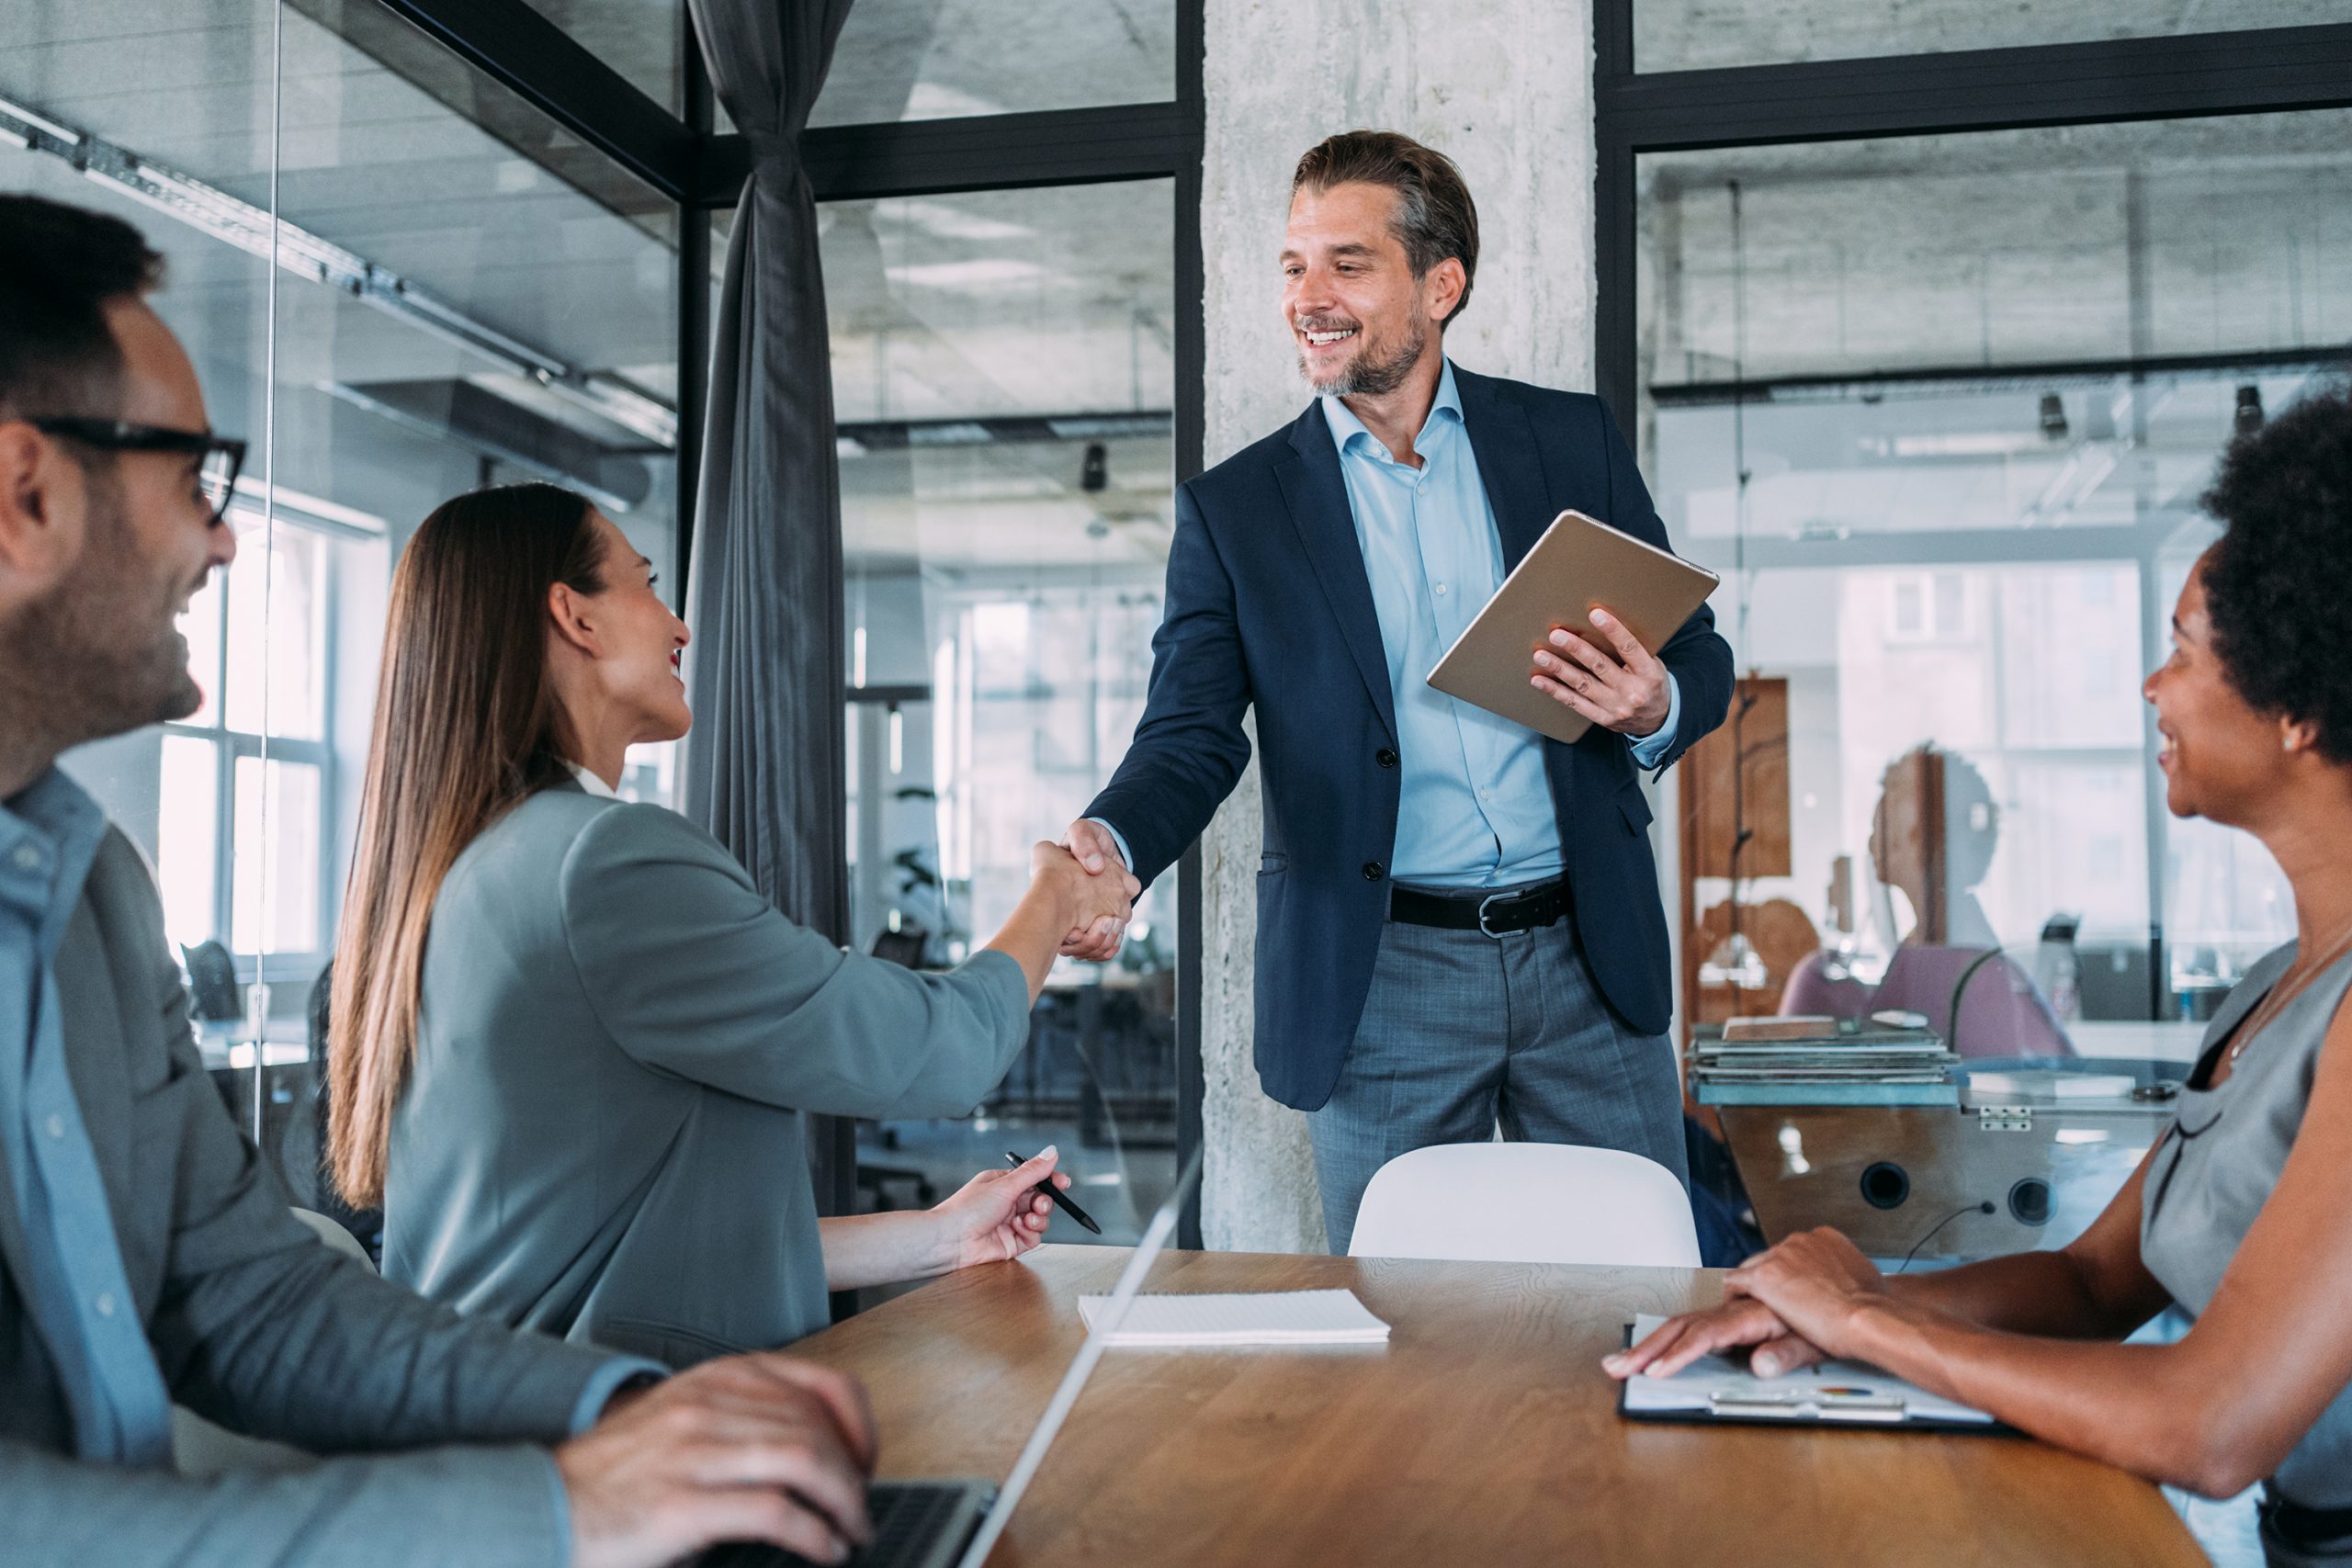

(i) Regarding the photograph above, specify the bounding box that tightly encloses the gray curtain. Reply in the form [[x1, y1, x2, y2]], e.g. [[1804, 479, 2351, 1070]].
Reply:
[[684, 0, 859, 1216]]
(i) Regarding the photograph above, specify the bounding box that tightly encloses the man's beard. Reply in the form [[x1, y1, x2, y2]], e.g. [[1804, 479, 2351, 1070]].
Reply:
[[1299, 313, 1427, 399], [0, 471, 203, 750]]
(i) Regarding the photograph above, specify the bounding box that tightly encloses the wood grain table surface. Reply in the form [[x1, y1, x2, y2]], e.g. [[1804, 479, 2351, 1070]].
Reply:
[[791, 1245, 2203, 1567]]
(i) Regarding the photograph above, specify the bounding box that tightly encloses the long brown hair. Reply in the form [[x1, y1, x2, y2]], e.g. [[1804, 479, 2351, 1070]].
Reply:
[[327, 483, 605, 1206]]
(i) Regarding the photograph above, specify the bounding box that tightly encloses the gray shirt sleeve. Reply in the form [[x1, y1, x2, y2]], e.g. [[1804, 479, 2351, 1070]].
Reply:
[[556, 803, 1033, 1117], [0, 1437, 573, 1568]]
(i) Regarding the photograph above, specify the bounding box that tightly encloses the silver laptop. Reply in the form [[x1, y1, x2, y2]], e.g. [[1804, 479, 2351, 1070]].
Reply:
[[696, 1149, 1203, 1568]]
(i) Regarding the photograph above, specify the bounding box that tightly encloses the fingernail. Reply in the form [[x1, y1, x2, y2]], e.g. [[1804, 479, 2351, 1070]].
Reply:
[[1040, 1144, 1057, 1159]]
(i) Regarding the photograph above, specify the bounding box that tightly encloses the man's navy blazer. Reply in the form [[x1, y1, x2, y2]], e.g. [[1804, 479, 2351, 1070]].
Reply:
[[1086, 365, 1734, 1111]]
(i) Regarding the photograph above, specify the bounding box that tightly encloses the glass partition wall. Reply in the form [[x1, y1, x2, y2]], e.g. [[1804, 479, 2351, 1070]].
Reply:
[[1605, 14, 2352, 1067], [5, 0, 682, 1224], [825, 179, 1182, 1247], [6, 0, 1192, 1258], [1639, 112, 2349, 1056]]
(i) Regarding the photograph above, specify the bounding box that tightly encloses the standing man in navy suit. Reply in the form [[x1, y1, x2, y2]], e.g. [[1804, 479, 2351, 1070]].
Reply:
[[1063, 131, 1734, 1252]]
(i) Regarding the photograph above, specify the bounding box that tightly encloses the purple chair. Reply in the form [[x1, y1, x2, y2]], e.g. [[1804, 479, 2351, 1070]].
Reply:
[[1781, 945, 2074, 1059]]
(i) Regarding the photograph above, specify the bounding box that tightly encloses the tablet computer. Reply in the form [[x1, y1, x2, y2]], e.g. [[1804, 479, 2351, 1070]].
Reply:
[[1427, 510, 1719, 745]]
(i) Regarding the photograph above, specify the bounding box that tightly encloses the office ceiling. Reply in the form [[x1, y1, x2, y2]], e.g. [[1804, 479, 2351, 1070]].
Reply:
[[4, 1, 2342, 574]]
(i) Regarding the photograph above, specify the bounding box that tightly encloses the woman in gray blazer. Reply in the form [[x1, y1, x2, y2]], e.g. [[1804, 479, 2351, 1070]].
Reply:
[[326, 484, 1138, 1365], [1613, 393, 2352, 1566]]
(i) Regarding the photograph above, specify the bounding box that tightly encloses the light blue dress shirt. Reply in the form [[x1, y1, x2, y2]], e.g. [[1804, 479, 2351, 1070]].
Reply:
[[1097, 361, 1679, 888], [0, 769, 175, 1465]]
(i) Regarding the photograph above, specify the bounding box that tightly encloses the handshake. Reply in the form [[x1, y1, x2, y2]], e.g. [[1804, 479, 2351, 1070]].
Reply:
[[1034, 818, 1139, 963]]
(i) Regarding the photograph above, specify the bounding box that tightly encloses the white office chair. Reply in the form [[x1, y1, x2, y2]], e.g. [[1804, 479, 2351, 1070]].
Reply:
[[172, 1207, 376, 1477], [1348, 1143, 1702, 1267]]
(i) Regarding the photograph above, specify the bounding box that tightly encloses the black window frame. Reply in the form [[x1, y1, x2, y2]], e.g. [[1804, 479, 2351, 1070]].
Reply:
[[368, 0, 1209, 1246]]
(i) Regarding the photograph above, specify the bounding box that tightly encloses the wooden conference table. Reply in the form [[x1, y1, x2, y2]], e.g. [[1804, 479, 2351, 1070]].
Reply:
[[791, 1246, 2201, 1566]]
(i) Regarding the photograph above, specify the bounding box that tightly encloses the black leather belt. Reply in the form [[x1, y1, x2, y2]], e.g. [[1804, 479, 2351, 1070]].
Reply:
[[1389, 879, 1570, 937]]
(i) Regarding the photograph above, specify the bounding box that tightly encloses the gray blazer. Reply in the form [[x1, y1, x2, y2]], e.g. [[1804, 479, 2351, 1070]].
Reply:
[[381, 784, 1031, 1364], [2, 824, 643, 1568]]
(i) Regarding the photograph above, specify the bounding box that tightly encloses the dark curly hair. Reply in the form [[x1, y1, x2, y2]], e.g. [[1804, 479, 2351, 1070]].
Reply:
[[2199, 384, 2352, 764]]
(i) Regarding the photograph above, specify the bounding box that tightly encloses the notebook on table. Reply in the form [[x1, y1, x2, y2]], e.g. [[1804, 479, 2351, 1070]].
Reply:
[[1075, 1287, 1391, 1347]]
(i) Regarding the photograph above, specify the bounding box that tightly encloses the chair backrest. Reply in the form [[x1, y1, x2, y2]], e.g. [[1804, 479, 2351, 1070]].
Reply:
[[1348, 1144, 1700, 1268], [1872, 945, 2075, 1059]]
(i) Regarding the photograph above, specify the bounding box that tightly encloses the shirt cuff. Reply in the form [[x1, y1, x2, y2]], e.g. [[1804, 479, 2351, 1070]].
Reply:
[[1627, 672, 1683, 768], [566, 1357, 668, 1438], [1084, 817, 1135, 874]]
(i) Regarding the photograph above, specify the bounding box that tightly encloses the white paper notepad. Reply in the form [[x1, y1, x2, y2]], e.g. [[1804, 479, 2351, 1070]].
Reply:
[[1076, 1289, 1392, 1347]]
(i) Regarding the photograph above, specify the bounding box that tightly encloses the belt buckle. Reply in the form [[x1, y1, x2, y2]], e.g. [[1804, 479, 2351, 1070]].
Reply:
[[1476, 889, 1518, 939]]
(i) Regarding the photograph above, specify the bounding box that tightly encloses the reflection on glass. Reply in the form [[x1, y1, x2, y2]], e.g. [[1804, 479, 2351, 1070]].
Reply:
[[513, 0, 684, 112], [232, 756, 320, 956], [156, 736, 220, 955], [811, 0, 1173, 127], [6, 3, 683, 1194], [1643, 113, 2347, 1063], [1636, 1, 2352, 72], [831, 181, 1176, 1247], [225, 521, 324, 740]]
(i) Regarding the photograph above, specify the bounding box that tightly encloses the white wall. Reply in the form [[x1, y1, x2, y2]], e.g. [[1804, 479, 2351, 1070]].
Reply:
[[1198, 0, 1600, 1250]]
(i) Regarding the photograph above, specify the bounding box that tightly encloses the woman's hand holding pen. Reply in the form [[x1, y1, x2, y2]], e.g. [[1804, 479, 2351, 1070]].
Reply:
[[926, 1146, 1070, 1269], [1604, 1227, 1889, 1382]]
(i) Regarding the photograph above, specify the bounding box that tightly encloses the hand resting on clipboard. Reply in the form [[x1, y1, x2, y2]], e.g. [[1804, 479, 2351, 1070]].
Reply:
[[1425, 510, 1718, 745], [1614, 1314, 2003, 1432]]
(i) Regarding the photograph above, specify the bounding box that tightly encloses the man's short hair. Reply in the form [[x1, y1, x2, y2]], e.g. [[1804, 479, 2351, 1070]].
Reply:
[[1292, 130, 1480, 329], [0, 194, 165, 420]]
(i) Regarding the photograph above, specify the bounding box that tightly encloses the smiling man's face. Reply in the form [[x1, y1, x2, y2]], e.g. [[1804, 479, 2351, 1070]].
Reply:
[[1280, 180, 1458, 400], [20, 299, 238, 738]]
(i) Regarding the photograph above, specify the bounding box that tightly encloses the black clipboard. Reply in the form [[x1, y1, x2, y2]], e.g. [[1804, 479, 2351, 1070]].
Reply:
[[1612, 1325, 2016, 1436]]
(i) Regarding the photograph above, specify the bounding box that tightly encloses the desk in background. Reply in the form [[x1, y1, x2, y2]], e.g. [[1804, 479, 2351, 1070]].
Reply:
[[790, 1245, 2199, 1566]]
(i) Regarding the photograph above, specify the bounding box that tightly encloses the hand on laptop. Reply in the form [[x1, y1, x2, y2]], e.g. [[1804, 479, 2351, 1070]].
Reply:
[[560, 1354, 878, 1568], [1530, 604, 1671, 737]]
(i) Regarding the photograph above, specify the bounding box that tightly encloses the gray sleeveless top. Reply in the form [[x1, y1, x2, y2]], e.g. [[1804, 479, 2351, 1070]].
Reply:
[[2142, 942, 2352, 1566]]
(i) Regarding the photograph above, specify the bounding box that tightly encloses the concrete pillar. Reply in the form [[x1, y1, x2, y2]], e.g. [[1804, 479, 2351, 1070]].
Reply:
[[1197, 0, 1600, 1251]]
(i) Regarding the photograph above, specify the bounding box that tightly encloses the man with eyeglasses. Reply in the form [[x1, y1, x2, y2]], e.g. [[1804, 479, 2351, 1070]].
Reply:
[[1, 193, 879, 1567]]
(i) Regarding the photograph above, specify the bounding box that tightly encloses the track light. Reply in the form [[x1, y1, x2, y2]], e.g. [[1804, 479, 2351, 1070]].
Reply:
[[2038, 392, 2068, 443], [1080, 441, 1108, 493], [2234, 385, 2264, 436]]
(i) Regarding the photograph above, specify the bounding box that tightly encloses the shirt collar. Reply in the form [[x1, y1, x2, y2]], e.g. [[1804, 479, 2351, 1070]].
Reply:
[[1321, 357, 1464, 463], [565, 761, 619, 800], [0, 767, 110, 942]]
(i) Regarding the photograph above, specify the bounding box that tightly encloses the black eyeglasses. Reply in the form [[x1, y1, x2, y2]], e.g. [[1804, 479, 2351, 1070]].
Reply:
[[27, 417, 248, 527]]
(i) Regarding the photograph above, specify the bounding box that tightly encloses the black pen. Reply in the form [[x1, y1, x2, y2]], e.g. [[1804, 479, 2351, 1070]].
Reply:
[[1006, 1149, 1101, 1235]]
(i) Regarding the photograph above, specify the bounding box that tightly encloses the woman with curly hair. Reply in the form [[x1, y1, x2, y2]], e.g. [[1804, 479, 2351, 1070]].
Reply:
[[1612, 387, 2352, 1566]]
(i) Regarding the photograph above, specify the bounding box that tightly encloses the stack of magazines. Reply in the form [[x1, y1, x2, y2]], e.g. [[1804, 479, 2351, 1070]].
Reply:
[[1689, 1015, 1962, 1107]]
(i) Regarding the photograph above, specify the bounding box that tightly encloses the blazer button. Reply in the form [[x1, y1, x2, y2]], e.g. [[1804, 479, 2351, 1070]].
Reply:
[[1362, 861, 1385, 881], [1375, 748, 1398, 769]]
